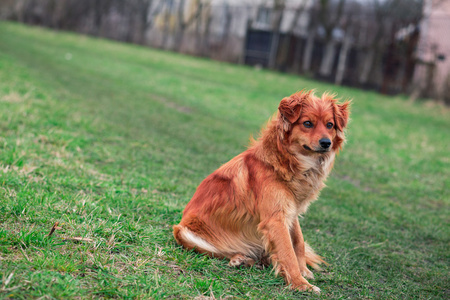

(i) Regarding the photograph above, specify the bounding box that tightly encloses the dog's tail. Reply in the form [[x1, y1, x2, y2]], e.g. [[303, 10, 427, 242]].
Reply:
[[305, 242, 328, 270]]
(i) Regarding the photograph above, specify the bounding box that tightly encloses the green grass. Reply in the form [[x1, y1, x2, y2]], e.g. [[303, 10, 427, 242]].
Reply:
[[0, 21, 448, 299]]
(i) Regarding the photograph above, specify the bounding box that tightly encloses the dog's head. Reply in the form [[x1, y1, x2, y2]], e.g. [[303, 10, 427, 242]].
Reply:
[[277, 90, 350, 155]]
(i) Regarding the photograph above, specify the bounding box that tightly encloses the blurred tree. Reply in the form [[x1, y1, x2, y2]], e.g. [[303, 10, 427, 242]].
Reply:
[[0, 0, 428, 98], [174, 0, 203, 51], [279, 1, 309, 71], [359, 0, 423, 86], [133, 0, 154, 44], [318, 0, 346, 78], [268, 0, 285, 69]]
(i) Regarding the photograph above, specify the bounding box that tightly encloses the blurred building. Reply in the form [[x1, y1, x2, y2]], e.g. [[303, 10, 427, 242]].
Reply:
[[3, 0, 448, 103], [413, 0, 450, 102], [150, 0, 312, 62]]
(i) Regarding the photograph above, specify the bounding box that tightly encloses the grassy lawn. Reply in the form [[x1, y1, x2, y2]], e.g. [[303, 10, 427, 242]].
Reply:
[[0, 22, 448, 299]]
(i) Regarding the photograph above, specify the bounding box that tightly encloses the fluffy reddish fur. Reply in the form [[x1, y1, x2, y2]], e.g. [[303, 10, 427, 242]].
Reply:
[[174, 90, 350, 293]]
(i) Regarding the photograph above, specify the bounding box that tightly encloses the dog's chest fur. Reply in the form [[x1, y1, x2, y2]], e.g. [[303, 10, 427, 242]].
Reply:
[[287, 152, 335, 216]]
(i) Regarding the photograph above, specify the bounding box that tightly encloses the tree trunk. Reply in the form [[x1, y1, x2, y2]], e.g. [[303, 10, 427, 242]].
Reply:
[[319, 39, 337, 77], [302, 28, 316, 73], [137, 0, 153, 45], [93, 0, 103, 36], [359, 48, 375, 85], [194, 3, 203, 53], [335, 24, 353, 85], [174, 0, 186, 51], [280, 3, 307, 71], [202, 13, 212, 56], [222, 3, 232, 44], [161, 0, 174, 49], [268, 32, 280, 69], [268, 1, 285, 69]]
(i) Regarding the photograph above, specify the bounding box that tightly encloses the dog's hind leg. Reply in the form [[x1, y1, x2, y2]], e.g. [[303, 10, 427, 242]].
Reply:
[[228, 253, 255, 267], [173, 224, 227, 258]]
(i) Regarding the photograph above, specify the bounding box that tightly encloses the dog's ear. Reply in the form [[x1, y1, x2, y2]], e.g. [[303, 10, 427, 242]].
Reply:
[[278, 93, 304, 125], [277, 92, 308, 146], [334, 101, 350, 131]]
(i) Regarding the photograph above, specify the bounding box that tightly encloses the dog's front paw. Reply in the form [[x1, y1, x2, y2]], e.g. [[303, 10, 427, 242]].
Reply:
[[310, 285, 321, 294], [293, 283, 321, 295], [301, 268, 315, 280]]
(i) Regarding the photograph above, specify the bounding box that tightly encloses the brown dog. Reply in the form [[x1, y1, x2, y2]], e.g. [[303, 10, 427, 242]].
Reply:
[[174, 90, 350, 293]]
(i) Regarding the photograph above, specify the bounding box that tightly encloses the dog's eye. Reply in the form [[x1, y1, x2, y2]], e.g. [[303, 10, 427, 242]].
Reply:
[[303, 121, 313, 128], [326, 122, 334, 129]]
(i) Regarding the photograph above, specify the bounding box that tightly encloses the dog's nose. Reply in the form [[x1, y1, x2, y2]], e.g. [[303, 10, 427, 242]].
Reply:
[[319, 138, 331, 149]]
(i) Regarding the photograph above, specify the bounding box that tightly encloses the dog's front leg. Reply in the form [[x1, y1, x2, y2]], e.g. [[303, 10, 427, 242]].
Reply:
[[258, 213, 320, 294], [290, 218, 314, 279]]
